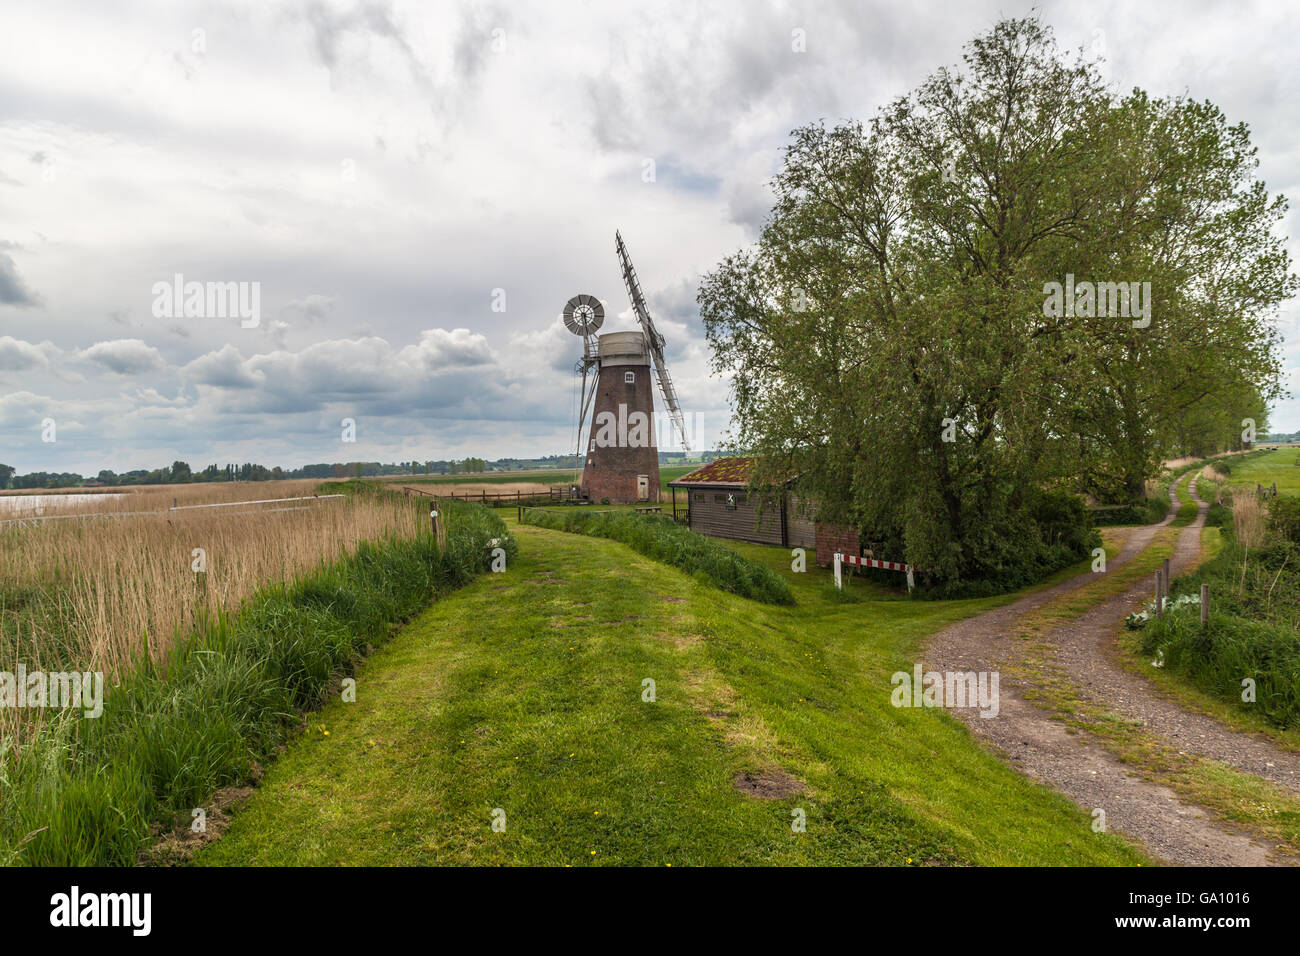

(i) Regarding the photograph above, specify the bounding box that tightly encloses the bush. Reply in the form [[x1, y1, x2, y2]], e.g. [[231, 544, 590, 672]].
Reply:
[[914, 488, 1098, 599], [1092, 504, 1149, 526], [521, 509, 794, 605], [1268, 496, 1300, 543], [1205, 501, 1232, 528]]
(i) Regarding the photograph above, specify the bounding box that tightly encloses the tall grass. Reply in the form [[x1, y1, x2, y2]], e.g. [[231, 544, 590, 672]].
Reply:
[[0, 498, 513, 866], [521, 508, 795, 605], [1229, 487, 1267, 549], [1, 482, 417, 683], [1137, 485, 1300, 729]]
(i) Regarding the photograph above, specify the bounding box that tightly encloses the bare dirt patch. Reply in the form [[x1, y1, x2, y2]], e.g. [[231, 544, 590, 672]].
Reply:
[[734, 769, 807, 799], [141, 778, 258, 866]]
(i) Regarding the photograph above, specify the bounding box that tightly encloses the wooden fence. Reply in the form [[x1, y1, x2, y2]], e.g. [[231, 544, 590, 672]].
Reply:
[[516, 504, 666, 522], [402, 485, 588, 508]]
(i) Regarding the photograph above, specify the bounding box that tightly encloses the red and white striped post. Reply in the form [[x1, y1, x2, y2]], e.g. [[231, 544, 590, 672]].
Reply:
[[834, 552, 917, 593]]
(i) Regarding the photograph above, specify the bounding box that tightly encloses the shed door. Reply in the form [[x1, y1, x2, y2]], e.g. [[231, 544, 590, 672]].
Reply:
[[636, 475, 649, 501]]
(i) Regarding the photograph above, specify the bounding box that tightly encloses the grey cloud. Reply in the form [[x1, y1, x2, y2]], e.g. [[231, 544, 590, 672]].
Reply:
[[0, 252, 40, 306], [726, 177, 773, 235], [281, 294, 337, 324], [300, 0, 431, 92]]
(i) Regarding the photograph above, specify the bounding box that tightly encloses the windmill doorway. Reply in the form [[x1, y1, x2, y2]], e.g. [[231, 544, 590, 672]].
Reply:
[[637, 475, 650, 501]]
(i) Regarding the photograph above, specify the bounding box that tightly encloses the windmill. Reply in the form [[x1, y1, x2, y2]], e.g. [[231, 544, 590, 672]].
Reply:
[[563, 292, 604, 475], [615, 230, 691, 453], [560, 231, 689, 504]]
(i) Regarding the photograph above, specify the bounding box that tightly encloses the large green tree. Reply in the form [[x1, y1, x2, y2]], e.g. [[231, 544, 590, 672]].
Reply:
[[699, 16, 1293, 587]]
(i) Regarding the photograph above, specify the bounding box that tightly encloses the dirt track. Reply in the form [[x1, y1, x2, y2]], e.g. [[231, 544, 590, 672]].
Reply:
[[924, 473, 1300, 866]]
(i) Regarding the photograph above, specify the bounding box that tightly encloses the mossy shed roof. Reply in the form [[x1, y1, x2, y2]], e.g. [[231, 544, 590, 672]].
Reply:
[[669, 456, 795, 489]]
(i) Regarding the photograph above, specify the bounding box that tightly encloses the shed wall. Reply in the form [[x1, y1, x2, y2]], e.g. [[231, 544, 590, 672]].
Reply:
[[685, 488, 783, 545]]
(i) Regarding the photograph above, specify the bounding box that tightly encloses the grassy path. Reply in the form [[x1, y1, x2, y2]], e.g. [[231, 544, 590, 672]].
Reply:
[[196, 521, 1144, 866]]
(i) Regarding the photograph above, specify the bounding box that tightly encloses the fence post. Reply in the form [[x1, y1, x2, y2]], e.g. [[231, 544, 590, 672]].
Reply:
[[1155, 570, 1163, 618], [431, 506, 447, 550], [906, 566, 915, 594], [834, 552, 843, 590], [1201, 583, 1209, 627]]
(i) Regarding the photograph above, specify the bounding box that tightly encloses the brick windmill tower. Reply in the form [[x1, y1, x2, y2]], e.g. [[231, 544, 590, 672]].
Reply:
[[565, 232, 690, 504]]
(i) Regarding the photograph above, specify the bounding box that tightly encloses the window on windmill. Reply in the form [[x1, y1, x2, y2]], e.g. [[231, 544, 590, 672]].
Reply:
[[624, 371, 635, 384], [589, 439, 595, 451]]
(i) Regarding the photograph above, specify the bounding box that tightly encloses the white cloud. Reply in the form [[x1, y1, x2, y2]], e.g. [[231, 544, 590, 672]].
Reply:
[[0, 335, 57, 371], [399, 327, 495, 371], [78, 339, 166, 375], [182, 344, 263, 388]]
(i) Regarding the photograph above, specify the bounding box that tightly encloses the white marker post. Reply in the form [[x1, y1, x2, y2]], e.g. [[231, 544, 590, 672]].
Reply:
[[431, 508, 447, 550], [834, 552, 843, 590]]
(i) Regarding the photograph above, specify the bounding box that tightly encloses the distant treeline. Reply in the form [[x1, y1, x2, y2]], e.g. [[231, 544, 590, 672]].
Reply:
[[2, 457, 498, 489], [0, 451, 729, 490]]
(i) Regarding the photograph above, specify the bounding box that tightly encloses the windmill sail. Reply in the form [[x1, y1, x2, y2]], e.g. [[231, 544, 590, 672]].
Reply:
[[615, 230, 691, 452]]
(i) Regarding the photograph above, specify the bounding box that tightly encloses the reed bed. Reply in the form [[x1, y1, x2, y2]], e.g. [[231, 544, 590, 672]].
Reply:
[[1, 483, 423, 708], [0, 478, 332, 516]]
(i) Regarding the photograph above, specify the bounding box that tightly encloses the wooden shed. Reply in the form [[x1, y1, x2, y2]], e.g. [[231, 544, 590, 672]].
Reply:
[[668, 457, 817, 548]]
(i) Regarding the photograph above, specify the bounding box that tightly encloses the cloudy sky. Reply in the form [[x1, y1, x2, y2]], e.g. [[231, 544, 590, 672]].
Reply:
[[1, 0, 1297, 475]]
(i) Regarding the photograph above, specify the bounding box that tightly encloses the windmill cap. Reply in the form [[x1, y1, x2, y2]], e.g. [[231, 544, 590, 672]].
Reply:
[[596, 331, 649, 366]]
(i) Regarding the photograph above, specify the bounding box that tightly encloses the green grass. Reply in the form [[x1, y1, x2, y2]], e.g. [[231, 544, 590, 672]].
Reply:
[[658, 465, 694, 494], [1170, 471, 1200, 526], [196, 521, 1147, 866], [0, 499, 511, 866], [521, 508, 795, 605], [375, 464, 697, 497], [1224, 446, 1300, 496]]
